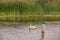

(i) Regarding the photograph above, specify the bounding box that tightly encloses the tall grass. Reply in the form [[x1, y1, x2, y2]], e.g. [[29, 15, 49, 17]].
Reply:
[[0, 1, 60, 15], [0, 0, 60, 22]]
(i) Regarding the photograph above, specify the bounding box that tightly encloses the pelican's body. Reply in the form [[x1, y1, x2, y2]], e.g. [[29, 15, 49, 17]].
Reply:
[[29, 24, 37, 32], [29, 25, 37, 30]]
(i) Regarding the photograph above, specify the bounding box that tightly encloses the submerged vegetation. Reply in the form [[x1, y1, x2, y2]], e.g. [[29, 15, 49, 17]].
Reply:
[[0, 0, 60, 22]]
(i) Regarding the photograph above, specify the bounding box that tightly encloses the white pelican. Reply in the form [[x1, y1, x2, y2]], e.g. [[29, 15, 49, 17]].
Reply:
[[29, 24, 37, 32], [41, 23, 46, 39]]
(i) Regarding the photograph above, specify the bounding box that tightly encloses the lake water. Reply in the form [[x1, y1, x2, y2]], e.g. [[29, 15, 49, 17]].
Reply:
[[0, 22, 60, 40]]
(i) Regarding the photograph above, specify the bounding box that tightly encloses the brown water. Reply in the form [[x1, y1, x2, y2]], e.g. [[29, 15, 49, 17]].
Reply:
[[0, 22, 60, 40]]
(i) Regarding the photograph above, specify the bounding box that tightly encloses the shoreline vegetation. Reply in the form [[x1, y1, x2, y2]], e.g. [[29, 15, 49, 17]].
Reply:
[[0, 0, 60, 23], [0, 15, 60, 23]]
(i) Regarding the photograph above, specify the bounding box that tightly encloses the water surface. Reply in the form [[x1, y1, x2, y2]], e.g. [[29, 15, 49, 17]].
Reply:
[[0, 22, 60, 40]]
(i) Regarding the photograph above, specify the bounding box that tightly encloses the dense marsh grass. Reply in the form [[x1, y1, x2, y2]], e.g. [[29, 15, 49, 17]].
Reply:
[[0, 1, 60, 15], [0, 0, 60, 22]]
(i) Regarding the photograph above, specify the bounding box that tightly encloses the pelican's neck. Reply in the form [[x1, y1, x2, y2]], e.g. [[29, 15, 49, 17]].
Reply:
[[42, 24, 45, 29], [30, 24, 31, 26]]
